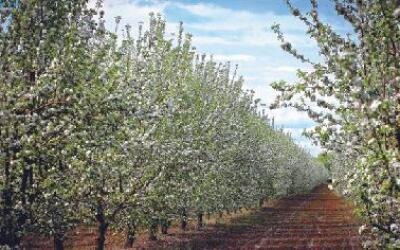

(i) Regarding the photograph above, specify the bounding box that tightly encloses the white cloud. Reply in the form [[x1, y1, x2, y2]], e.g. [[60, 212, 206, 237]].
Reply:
[[173, 2, 315, 48], [174, 2, 305, 32], [243, 76, 261, 82], [282, 128, 321, 156], [268, 108, 313, 127], [192, 34, 282, 47], [297, 141, 322, 156], [192, 36, 237, 46], [283, 128, 306, 138], [212, 54, 256, 62], [173, 2, 233, 19], [265, 65, 313, 73]]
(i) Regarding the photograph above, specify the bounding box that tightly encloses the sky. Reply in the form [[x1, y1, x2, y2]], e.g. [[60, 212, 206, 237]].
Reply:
[[95, 0, 351, 156]]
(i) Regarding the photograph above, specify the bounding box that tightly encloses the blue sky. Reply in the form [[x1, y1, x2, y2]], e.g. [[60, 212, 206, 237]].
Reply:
[[96, 0, 351, 155]]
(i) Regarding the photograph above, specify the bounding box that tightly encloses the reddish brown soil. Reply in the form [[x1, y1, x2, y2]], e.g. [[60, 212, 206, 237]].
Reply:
[[23, 185, 367, 249]]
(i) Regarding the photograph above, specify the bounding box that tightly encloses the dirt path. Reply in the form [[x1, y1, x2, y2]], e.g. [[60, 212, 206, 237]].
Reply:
[[138, 185, 365, 250], [250, 185, 364, 249], [24, 185, 366, 249]]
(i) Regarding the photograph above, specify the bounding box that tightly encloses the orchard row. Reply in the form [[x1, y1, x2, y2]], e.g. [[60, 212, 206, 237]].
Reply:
[[0, 1, 328, 249]]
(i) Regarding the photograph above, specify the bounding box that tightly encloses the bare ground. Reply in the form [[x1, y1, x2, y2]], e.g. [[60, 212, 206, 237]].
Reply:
[[23, 185, 367, 249]]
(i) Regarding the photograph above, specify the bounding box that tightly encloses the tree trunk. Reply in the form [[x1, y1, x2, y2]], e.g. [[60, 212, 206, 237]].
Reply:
[[54, 233, 64, 250], [95, 204, 108, 250], [124, 225, 136, 248], [96, 221, 108, 250], [180, 217, 187, 231], [180, 209, 187, 231], [396, 130, 400, 147], [259, 199, 263, 207], [160, 219, 169, 234], [0, 145, 22, 248], [196, 213, 203, 229], [0, 188, 21, 248], [148, 221, 157, 241], [216, 211, 223, 225]]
